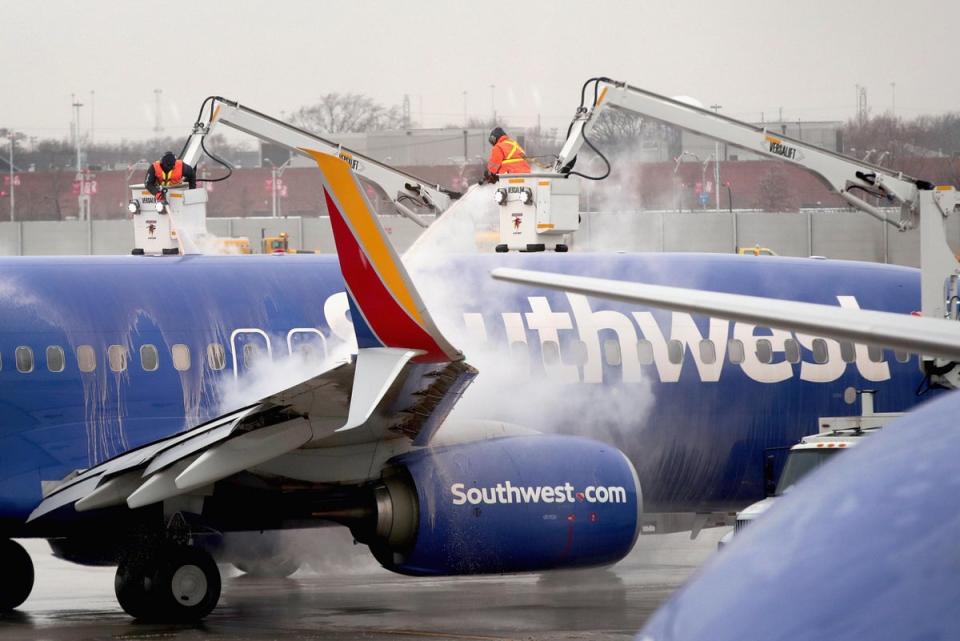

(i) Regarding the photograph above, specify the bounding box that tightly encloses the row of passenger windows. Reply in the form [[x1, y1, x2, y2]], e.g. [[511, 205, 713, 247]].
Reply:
[[1, 337, 908, 374], [2, 343, 235, 374], [526, 337, 909, 367]]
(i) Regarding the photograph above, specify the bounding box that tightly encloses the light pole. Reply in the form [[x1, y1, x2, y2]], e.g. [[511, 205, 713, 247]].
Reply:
[[126, 159, 151, 182], [71, 96, 89, 220], [490, 84, 496, 124], [263, 157, 293, 218], [263, 158, 278, 218], [710, 104, 722, 212], [674, 151, 709, 211], [1, 129, 19, 222], [9, 134, 13, 222]]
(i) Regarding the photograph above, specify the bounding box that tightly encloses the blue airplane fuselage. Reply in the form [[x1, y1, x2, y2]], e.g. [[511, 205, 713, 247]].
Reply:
[[0, 252, 929, 534]]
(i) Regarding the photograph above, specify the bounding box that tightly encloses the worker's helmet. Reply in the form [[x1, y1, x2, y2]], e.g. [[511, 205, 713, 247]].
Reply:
[[488, 127, 506, 146], [160, 151, 177, 171]]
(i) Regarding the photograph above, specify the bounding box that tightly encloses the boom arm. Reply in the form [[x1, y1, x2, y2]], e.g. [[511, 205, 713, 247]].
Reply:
[[555, 78, 922, 226], [182, 98, 459, 224], [554, 77, 960, 386]]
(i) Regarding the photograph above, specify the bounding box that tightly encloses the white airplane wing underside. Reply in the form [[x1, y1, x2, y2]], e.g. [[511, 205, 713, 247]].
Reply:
[[490, 267, 960, 361]]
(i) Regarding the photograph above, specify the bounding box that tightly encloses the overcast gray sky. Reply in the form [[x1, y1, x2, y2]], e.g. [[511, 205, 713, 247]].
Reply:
[[2, 0, 957, 143]]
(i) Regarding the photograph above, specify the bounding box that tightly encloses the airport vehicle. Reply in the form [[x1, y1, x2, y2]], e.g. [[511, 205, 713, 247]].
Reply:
[[263, 232, 289, 254], [715, 391, 898, 548], [220, 237, 252, 254], [256, 232, 318, 255], [737, 245, 777, 256], [727, 429, 868, 538]]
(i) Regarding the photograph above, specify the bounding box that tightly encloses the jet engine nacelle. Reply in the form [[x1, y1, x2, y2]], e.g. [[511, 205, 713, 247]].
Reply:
[[365, 435, 641, 575]]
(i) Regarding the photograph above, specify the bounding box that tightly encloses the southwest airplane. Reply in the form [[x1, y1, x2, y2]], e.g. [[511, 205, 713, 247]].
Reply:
[[0, 151, 934, 620]]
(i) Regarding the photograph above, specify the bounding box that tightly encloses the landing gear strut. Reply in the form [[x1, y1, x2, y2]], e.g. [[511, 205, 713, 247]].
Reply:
[[0, 539, 34, 611], [115, 544, 221, 622]]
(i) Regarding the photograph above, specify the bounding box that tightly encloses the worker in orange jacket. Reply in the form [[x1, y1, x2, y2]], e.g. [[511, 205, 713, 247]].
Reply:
[[145, 151, 197, 197], [483, 127, 530, 182]]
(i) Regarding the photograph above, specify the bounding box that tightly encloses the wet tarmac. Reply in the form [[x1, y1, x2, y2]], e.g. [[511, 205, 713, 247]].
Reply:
[[0, 529, 726, 641]]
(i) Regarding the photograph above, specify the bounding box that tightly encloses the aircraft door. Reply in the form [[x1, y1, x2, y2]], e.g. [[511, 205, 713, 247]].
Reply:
[[230, 329, 273, 379]]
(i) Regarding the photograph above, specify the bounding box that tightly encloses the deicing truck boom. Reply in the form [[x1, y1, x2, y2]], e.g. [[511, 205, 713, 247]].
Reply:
[[181, 97, 459, 226], [550, 77, 960, 386]]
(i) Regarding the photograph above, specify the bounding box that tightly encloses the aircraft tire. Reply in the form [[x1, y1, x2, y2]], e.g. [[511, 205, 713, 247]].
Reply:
[[115, 544, 221, 622], [0, 539, 34, 611]]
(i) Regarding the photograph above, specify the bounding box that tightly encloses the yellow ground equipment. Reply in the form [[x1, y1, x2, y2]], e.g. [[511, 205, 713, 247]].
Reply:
[[737, 245, 778, 256]]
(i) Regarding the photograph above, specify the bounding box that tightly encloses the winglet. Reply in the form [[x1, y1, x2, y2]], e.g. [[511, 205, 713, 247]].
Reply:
[[305, 149, 462, 363]]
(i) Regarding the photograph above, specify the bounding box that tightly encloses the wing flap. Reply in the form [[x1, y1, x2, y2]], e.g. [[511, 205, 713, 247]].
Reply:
[[74, 472, 145, 512], [127, 458, 198, 510], [175, 418, 312, 493]]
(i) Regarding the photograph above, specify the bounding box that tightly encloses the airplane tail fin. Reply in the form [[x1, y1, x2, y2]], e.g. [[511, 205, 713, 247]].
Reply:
[[306, 149, 462, 363]]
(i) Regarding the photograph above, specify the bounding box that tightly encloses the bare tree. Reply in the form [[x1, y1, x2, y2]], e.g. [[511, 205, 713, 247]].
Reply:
[[290, 94, 404, 134], [587, 109, 647, 153], [757, 163, 797, 212], [522, 127, 562, 164], [843, 111, 960, 165]]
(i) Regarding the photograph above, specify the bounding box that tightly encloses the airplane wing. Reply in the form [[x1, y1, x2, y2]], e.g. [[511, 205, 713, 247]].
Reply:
[[490, 267, 960, 361], [29, 151, 475, 523]]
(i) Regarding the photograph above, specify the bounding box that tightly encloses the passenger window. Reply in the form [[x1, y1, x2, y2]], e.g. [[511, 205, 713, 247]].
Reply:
[[16, 346, 34, 373], [811, 338, 829, 364], [868, 346, 884, 363], [637, 340, 654, 365], [542, 340, 560, 365], [783, 338, 800, 364], [509, 341, 529, 370], [895, 350, 911, 364], [172, 344, 191, 371], [728, 339, 745, 364], [840, 341, 856, 363], [140, 344, 159, 372], [207, 343, 226, 370], [755, 339, 773, 364], [46, 346, 65, 373], [603, 339, 621, 366], [564, 340, 588, 366], [77, 345, 96, 372], [667, 340, 684, 365], [699, 339, 716, 365], [108, 345, 127, 372], [242, 343, 260, 369]]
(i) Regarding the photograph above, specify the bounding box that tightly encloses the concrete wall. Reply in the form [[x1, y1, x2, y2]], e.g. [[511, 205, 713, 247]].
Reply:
[[2, 211, 957, 267]]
